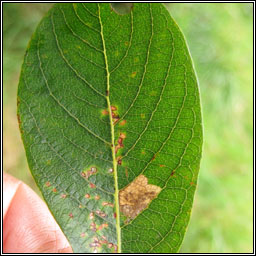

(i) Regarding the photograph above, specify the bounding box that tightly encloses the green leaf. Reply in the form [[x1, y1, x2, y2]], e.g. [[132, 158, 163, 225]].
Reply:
[[17, 3, 203, 253]]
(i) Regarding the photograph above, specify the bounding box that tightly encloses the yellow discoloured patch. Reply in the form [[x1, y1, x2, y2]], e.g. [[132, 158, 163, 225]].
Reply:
[[63, 49, 68, 54], [42, 54, 48, 59], [115, 50, 119, 57], [119, 174, 161, 219], [141, 113, 145, 119], [76, 45, 81, 49], [85, 22, 92, 27], [131, 71, 137, 78], [150, 90, 157, 96], [134, 57, 139, 63], [46, 160, 51, 165]]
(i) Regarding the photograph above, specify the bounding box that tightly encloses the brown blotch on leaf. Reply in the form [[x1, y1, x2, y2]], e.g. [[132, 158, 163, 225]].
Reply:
[[119, 174, 161, 219], [160, 164, 165, 168], [17, 113, 23, 133], [95, 195, 100, 200], [117, 159, 122, 165], [69, 213, 73, 218], [52, 188, 57, 193], [171, 170, 175, 176], [80, 232, 86, 237], [17, 97, 20, 107], [82, 167, 97, 179]]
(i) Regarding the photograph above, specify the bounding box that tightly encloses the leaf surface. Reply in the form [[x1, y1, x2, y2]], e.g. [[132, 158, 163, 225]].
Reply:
[[17, 3, 203, 253]]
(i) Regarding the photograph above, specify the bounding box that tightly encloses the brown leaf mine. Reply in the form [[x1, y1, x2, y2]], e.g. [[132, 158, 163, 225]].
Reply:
[[119, 175, 161, 219]]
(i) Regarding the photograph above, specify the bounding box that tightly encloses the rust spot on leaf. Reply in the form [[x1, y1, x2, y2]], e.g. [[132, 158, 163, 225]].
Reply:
[[111, 106, 120, 124], [89, 212, 94, 220], [61, 194, 66, 198], [117, 157, 122, 165], [102, 202, 114, 207], [90, 183, 96, 189], [90, 222, 97, 232], [45, 181, 51, 187], [95, 195, 100, 200], [119, 174, 161, 219], [115, 133, 126, 154], [102, 109, 109, 115], [85, 193, 90, 198], [69, 213, 73, 218], [96, 210, 107, 218], [98, 223, 108, 230], [108, 243, 113, 248], [119, 120, 127, 126], [111, 106, 117, 111]]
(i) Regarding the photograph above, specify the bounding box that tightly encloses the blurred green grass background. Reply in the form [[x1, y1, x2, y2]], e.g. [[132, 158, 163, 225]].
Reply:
[[3, 3, 253, 253]]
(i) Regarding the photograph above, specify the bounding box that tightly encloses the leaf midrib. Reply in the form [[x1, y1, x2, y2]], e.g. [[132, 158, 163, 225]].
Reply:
[[98, 4, 121, 253]]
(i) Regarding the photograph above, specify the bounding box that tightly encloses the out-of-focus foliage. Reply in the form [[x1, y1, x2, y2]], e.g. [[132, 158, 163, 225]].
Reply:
[[165, 3, 253, 253], [3, 3, 253, 253]]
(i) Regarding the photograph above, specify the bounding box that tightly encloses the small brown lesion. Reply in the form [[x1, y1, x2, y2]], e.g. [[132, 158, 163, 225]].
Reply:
[[119, 174, 161, 219], [17, 113, 23, 133]]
